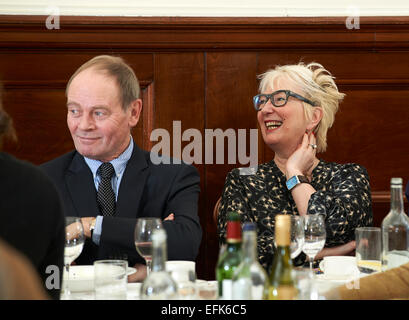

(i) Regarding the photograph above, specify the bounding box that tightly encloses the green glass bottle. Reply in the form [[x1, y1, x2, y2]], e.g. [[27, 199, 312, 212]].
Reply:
[[268, 214, 298, 300], [216, 211, 242, 300], [232, 222, 268, 300]]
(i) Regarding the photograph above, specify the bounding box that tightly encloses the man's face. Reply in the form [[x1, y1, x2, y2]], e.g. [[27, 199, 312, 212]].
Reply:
[[67, 67, 141, 162]]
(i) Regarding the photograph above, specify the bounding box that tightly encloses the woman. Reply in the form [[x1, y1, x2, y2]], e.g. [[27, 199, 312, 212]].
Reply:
[[217, 62, 373, 270]]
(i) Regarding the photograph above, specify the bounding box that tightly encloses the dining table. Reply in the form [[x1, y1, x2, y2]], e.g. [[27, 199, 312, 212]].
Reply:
[[62, 265, 371, 300]]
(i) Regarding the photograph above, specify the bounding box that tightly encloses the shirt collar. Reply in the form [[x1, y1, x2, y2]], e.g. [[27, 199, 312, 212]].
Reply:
[[83, 136, 134, 179]]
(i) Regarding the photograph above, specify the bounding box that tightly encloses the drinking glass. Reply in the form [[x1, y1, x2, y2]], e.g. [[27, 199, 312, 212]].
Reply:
[[355, 227, 382, 274], [134, 218, 163, 276], [302, 214, 326, 275], [166, 261, 197, 299], [94, 260, 128, 300], [290, 215, 305, 259], [63, 216, 85, 298]]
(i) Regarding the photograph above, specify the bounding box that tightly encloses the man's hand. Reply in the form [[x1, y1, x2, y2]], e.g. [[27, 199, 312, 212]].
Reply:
[[80, 217, 96, 238], [128, 263, 147, 282], [164, 213, 174, 221]]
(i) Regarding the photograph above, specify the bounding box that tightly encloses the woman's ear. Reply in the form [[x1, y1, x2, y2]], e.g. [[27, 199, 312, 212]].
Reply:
[[307, 106, 323, 132]]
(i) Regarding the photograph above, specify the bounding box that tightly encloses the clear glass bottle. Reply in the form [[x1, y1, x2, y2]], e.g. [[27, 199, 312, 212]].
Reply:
[[140, 229, 178, 299], [381, 177, 409, 270], [268, 214, 298, 300], [216, 211, 242, 300], [232, 222, 268, 300]]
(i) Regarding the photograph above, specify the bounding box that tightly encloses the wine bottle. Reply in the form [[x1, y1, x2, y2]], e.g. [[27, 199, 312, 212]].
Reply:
[[268, 214, 298, 300], [232, 222, 268, 300], [216, 211, 242, 300], [381, 177, 409, 271], [140, 229, 178, 299]]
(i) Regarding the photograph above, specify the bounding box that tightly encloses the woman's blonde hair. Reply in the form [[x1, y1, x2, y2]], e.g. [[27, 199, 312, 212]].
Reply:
[[258, 62, 345, 153]]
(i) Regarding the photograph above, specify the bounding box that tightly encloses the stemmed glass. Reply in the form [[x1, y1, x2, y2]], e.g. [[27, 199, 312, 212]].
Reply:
[[134, 218, 163, 276], [290, 215, 305, 259], [63, 217, 84, 299], [302, 214, 326, 275]]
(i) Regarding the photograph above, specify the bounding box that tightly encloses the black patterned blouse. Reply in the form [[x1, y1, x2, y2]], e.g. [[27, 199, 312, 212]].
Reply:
[[217, 159, 373, 271]]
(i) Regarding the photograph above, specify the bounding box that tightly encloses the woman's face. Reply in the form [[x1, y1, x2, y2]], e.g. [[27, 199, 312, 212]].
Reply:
[[257, 77, 311, 154]]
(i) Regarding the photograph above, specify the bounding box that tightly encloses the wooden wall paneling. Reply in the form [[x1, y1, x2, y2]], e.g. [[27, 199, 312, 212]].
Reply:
[[153, 52, 206, 278], [2, 88, 71, 164], [205, 52, 259, 280], [325, 88, 409, 190], [1, 15, 409, 280], [1, 52, 154, 163]]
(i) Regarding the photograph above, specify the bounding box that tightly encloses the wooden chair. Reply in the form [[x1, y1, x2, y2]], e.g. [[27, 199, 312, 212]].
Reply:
[[213, 197, 222, 225]]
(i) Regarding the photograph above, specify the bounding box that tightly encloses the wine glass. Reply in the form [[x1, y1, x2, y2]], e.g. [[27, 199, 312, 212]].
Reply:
[[134, 218, 163, 276], [63, 216, 84, 299], [290, 215, 305, 259], [302, 214, 326, 275]]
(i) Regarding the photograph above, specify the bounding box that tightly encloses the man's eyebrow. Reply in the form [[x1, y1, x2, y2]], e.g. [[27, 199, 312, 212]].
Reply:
[[67, 101, 80, 107], [67, 102, 109, 109]]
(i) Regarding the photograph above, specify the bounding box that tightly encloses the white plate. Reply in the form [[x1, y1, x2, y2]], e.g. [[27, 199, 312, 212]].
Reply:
[[66, 265, 136, 292]]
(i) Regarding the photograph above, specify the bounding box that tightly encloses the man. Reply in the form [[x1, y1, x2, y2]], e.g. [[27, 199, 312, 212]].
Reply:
[[42, 55, 202, 279]]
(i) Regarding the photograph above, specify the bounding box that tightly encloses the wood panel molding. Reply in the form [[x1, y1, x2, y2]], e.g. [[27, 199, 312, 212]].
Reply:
[[372, 191, 409, 204], [1, 15, 409, 50]]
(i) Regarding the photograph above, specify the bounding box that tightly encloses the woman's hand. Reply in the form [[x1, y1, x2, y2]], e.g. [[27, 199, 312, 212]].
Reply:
[[315, 241, 356, 260], [286, 132, 317, 179]]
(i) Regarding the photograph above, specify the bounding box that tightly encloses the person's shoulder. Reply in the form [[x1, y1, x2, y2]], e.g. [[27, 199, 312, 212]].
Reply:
[[1, 152, 46, 179], [226, 162, 273, 180], [40, 150, 77, 173], [322, 160, 369, 177], [0, 152, 59, 191]]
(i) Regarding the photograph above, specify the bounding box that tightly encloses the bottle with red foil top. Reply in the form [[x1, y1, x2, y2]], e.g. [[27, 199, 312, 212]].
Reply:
[[216, 212, 243, 300]]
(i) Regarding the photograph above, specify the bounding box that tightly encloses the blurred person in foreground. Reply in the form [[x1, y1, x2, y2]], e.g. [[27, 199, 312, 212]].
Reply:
[[217, 62, 373, 271], [0, 238, 48, 300], [325, 262, 409, 300], [0, 82, 65, 299], [41, 55, 202, 281]]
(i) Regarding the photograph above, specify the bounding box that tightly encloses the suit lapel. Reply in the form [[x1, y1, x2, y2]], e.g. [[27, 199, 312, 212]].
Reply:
[[115, 145, 149, 218], [65, 153, 100, 218]]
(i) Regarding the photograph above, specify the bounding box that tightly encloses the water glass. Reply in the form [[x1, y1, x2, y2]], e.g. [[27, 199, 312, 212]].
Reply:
[[166, 261, 197, 299], [355, 227, 382, 274], [197, 281, 218, 300], [302, 214, 326, 275], [94, 260, 128, 300], [290, 215, 304, 259]]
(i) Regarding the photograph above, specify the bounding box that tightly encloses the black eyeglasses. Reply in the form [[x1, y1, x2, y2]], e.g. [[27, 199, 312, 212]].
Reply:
[[253, 90, 316, 111]]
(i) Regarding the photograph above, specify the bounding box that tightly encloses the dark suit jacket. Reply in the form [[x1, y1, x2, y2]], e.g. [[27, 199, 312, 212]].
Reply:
[[0, 152, 65, 300], [41, 144, 202, 267]]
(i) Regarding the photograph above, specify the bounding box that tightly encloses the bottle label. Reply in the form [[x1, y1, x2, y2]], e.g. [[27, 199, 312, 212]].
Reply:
[[251, 286, 265, 300], [221, 280, 233, 300], [269, 285, 298, 300], [232, 279, 251, 299]]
